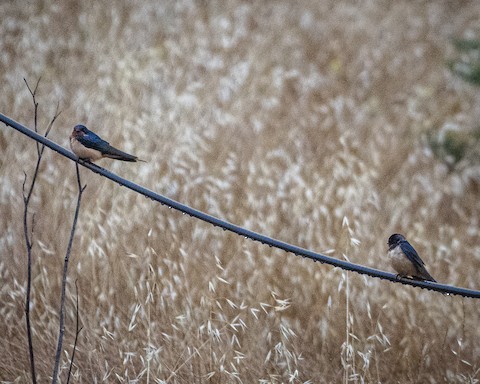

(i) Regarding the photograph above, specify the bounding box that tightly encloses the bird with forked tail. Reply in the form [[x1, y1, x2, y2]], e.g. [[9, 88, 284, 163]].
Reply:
[[387, 233, 436, 282], [70, 124, 145, 162]]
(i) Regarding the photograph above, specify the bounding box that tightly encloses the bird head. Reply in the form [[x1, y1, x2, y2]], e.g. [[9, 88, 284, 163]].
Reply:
[[71, 124, 89, 138], [388, 233, 406, 248]]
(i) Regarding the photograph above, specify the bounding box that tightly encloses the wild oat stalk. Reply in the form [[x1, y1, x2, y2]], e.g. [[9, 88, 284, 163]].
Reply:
[[52, 163, 86, 384], [22, 78, 61, 384]]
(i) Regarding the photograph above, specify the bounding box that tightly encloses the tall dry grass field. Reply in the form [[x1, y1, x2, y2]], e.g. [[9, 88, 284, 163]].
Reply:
[[1, 1, 479, 382]]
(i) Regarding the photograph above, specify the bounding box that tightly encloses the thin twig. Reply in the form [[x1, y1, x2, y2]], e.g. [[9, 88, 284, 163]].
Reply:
[[22, 181, 36, 384], [41, 101, 62, 157], [66, 279, 83, 384], [22, 77, 42, 384], [24, 77, 41, 155], [52, 163, 86, 384], [21, 78, 62, 384]]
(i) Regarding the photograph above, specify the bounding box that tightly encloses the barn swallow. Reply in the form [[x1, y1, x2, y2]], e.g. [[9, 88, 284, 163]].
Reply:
[[70, 124, 144, 162], [387, 234, 436, 282]]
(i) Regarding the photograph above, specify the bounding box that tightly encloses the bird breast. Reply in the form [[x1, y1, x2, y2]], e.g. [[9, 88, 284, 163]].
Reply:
[[387, 246, 418, 277], [70, 137, 104, 161]]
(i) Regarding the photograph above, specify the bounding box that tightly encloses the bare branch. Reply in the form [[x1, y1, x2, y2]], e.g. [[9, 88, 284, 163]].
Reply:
[[23, 77, 41, 98], [41, 103, 62, 157], [24, 78, 41, 154], [21, 77, 60, 384], [21, 78, 42, 384], [45, 102, 62, 136], [66, 280, 83, 384], [22, 187, 35, 384], [52, 163, 86, 384]]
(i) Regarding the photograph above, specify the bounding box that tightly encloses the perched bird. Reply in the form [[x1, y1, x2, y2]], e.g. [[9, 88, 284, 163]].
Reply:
[[70, 124, 144, 162], [387, 234, 436, 282]]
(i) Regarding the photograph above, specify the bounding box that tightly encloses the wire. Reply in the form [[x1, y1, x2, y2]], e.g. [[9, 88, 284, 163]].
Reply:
[[1, 112, 479, 298]]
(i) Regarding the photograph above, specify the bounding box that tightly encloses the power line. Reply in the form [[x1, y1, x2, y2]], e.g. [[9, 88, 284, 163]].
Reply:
[[1, 112, 479, 298]]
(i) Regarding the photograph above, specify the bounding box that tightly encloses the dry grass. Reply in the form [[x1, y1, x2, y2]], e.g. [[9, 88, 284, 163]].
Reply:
[[1, 0, 480, 382]]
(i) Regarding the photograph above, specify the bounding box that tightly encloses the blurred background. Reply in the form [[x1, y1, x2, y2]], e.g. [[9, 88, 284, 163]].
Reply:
[[1, 0, 479, 382]]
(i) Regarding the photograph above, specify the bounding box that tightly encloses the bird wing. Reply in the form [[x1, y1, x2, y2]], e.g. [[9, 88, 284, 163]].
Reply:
[[399, 240, 426, 269], [77, 131, 138, 161], [76, 131, 112, 153]]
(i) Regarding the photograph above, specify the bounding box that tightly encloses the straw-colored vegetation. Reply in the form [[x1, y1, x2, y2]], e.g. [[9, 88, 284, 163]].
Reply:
[[1, 1, 479, 382]]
